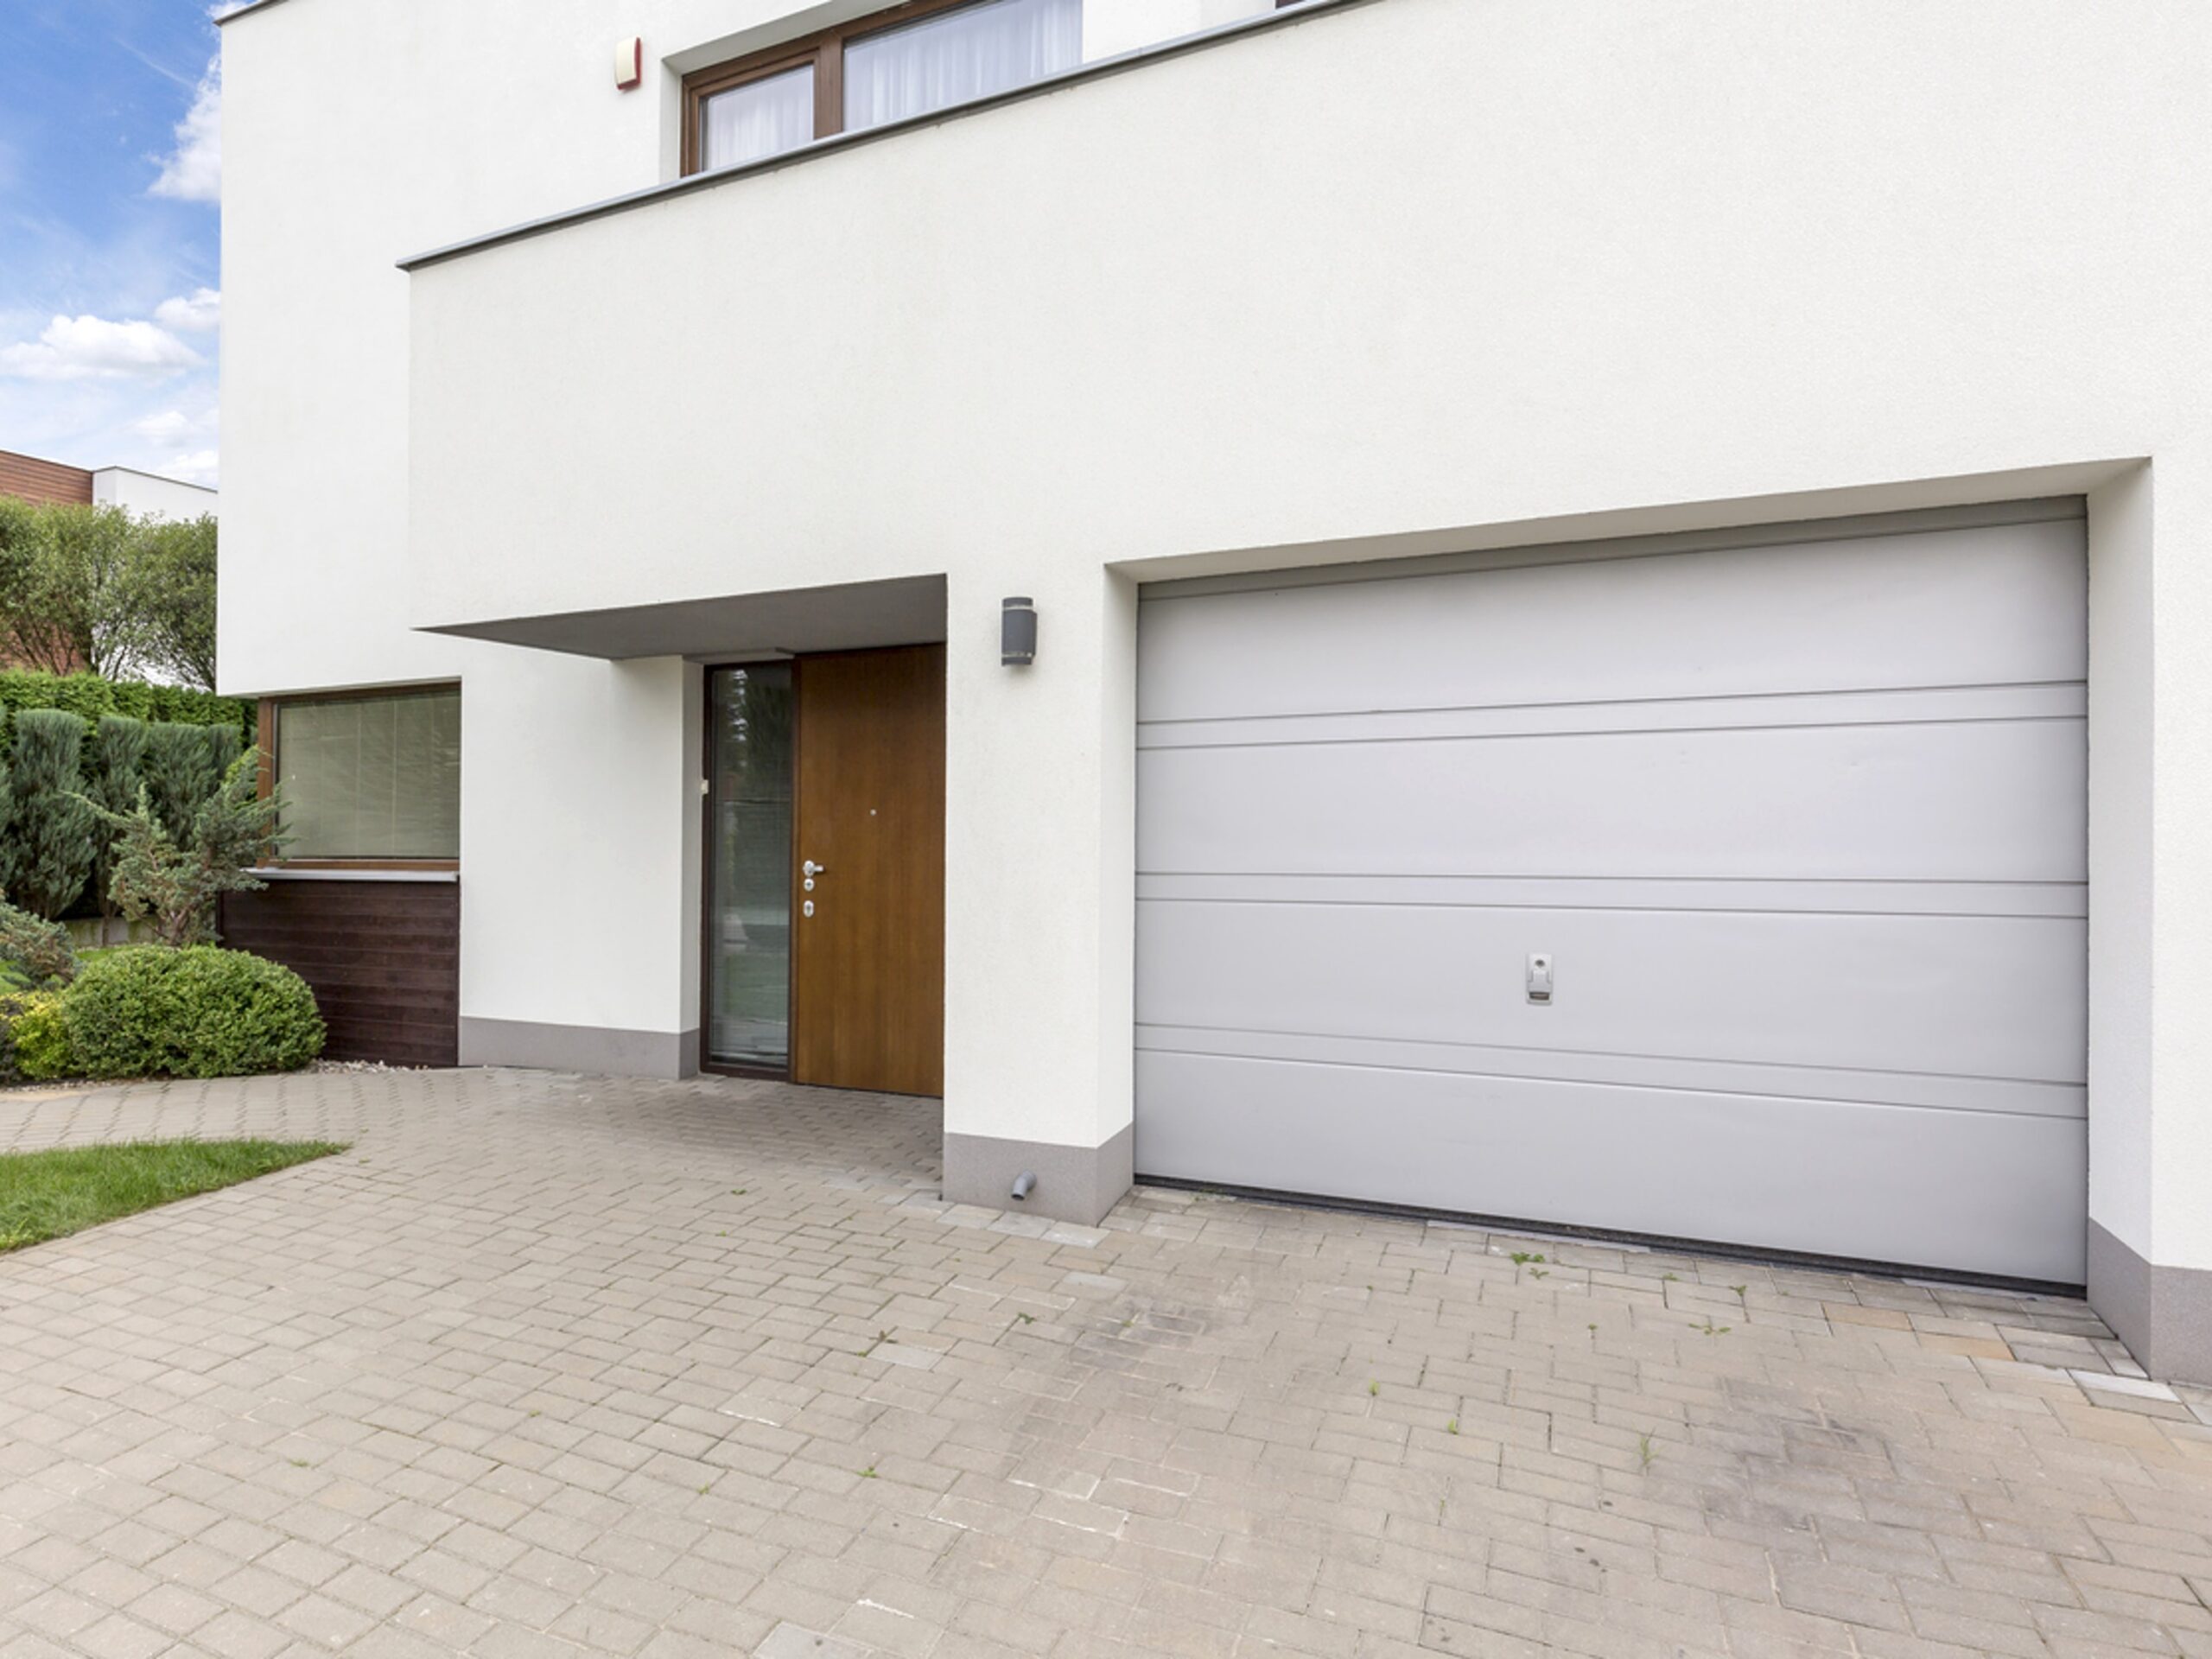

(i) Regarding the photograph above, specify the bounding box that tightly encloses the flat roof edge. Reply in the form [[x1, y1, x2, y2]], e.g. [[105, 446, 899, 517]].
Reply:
[[397, 0, 1372, 272], [93, 465, 219, 491], [214, 0, 294, 24]]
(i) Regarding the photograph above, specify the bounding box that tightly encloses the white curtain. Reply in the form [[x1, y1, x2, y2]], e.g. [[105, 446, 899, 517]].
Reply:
[[278, 691, 461, 859], [844, 0, 1082, 131], [702, 64, 817, 170]]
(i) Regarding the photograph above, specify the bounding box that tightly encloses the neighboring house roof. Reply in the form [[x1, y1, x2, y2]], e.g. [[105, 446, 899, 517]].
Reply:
[[92, 466, 220, 521], [0, 448, 218, 519], [0, 448, 93, 506]]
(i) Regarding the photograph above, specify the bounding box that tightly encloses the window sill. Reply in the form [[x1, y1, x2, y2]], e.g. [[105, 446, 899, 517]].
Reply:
[[250, 867, 461, 883]]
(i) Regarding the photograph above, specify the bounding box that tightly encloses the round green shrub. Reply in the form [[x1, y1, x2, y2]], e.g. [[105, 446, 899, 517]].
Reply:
[[0, 992, 73, 1082], [56, 948, 169, 1077], [61, 945, 325, 1079], [10, 993, 76, 1079]]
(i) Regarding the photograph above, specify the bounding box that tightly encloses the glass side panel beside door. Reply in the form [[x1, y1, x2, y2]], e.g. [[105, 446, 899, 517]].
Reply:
[[707, 664, 795, 1071]]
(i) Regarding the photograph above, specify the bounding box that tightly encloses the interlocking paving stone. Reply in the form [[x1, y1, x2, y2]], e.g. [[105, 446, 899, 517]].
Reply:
[[0, 1067, 2209, 1656]]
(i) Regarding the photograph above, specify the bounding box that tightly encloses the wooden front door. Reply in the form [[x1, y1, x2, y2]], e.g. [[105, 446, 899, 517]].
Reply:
[[791, 645, 945, 1096]]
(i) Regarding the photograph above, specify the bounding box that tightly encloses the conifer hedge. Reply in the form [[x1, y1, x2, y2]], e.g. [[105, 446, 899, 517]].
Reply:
[[0, 670, 248, 751], [0, 671, 251, 920]]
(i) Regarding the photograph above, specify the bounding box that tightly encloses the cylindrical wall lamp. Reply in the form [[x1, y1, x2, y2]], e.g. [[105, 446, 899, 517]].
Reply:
[[1001, 596, 1037, 666]]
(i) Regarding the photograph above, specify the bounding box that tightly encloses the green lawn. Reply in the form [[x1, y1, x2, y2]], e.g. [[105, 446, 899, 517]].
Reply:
[[0, 1140, 346, 1253]]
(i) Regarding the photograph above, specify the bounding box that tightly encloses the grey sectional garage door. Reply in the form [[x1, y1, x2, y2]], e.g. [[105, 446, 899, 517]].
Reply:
[[1135, 502, 2088, 1284]]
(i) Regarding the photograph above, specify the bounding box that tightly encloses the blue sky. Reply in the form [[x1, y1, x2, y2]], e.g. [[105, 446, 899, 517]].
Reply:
[[0, 0, 225, 484]]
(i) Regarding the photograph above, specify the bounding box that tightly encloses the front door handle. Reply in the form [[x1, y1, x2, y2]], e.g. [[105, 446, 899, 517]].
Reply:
[[803, 859, 828, 877]]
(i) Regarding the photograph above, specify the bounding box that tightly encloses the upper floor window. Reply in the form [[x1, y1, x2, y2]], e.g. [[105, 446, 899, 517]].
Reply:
[[700, 64, 817, 171], [684, 0, 1083, 175]]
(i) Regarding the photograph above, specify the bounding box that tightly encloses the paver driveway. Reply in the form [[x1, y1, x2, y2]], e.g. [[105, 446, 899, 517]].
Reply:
[[2, 1068, 2211, 1659]]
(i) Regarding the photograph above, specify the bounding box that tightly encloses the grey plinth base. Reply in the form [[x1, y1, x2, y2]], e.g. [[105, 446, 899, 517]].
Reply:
[[942, 1124, 1135, 1226], [2089, 1218, 2212, 1385], [460, 1016, 698, 1080]]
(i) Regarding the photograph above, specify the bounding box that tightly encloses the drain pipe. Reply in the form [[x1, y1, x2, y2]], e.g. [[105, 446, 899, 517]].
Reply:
[[1009, 1170, 1038, 1203]]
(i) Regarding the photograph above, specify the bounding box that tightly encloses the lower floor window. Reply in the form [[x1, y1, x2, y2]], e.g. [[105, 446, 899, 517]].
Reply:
[[272, 686, 461, 861]]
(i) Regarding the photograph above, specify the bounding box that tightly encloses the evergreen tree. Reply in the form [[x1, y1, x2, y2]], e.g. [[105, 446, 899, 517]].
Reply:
[[86, 715, 149, 921], [0, 899, 75, 985], [205, 720, 242, 781], [142, 720, 218, 844], [2, 710, 98, 919], [98, 756, 282, 948]]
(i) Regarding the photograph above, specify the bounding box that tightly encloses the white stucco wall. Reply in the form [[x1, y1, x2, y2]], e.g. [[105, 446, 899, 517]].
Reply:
[[220, 0, 1296, 1051], [2087, 468, 2155, 1267], [407, 0, 2211, 632], [1082, 0, 1268, 60], [2145, 436, 2212, 1273], [228, 0, 2212, 1279], [217, 0, 702, 1044], [91, 467, 218, 522]]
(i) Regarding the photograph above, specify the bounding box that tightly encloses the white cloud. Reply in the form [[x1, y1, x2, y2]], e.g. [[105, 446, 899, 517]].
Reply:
[[126, 405, 221, 486], [149, 60, 220, 203], [133, 406, 218, 446], [153, 287, 220, 334], [158, 448, 221, 486], [0, 315, 205, 381]]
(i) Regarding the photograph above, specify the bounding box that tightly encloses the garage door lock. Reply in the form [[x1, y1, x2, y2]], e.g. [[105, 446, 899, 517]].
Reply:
[[1527, 954, 1554, 1004]]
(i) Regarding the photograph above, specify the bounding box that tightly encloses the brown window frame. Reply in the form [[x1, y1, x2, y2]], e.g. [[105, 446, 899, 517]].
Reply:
[[681, 0, 1042, 175], [257, 685, 462, 874]]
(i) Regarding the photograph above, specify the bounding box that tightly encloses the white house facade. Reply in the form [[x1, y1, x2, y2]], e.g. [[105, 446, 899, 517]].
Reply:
[[219, 0, 2212, 1375]]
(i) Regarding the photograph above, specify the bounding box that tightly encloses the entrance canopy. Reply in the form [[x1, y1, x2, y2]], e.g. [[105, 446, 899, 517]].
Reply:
[[420, 574, 946, 661]]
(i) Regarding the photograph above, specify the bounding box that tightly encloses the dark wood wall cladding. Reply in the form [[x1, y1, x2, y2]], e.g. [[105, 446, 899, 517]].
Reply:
[[219, 879, 460, 1066], [0, 448, 94, 505]]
